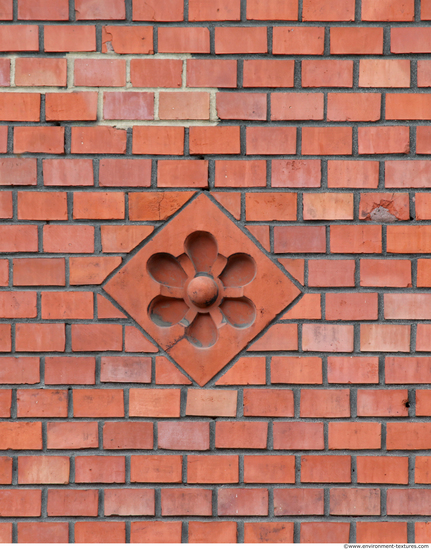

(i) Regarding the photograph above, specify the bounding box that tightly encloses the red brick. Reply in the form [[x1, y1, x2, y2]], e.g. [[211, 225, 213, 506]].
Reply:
[[249, 0, 298, 19], [328, 356, 379, 384], [0, 25, 38, 51], [385, 294, 431, 320], [133, 0, 183, 21], [0, 390, 11, 417], [133, 127, 184, 155], [243, 389, 294, 417], [74, 522, 125, 544], [302, 324, 353, 353], [189, 522, 237, 543], [190, 127, 240, 155], [99, 159, 151, 188], [416, 389, 431, 416], [18, 191, 66, 221], [104, 422, 153, 450], [331, 225, 382, 254], [301, 523, 350, 543], [129, 389, 180, 418], [360, 192, 409, 222], [188, 455, 238, 484], [14, 127, 64, 155], [330, 488, 380, 516], [74, 59, 126, 87], [158, 421, 209, 450], [0, 0, 12, 19], [71, 126, 126, 154], [218, 488, 267, 516], [41, 292, 93, 320], [47, 422, 98, 449], [416, 193, 431, 220], [124, 326, 157, 352], [271, 356, 322, 384], [304, 192, 353, 220], [361, 324, 410, 352], [416, 127, 431, 155], [215, 421, 267, 449], [215, 160, 266, 188], [417, 60, 431, 86], [358, 456, 409, 485], [248, 324, 298, 352], [388, 226, 431, 253], [0, 126, 7, 153], [357, 389, 409, 417], [360, 59, 410, 88], [17, 523, 69, 544], [246, 225, 270, 250], [386, 357, 431, 384], [101, 356, 151, 384], [215, 357, 266, 386], [388, 489, 431, 515], [73, 389, 124, 417], [0, 524, 12, 543], [308, 259, 355, 288], [274, 488, 324, 516], [100, 227, 153, 255], [185, 389, 236, 417], [158, 27, 209, 53], [359, 127, 409, 156], [416, 456, 431, 483], [159, 92, 209, 120], [43, 159, 94, 187], [189, 0, 240, 20], [47, 490, 98, 517], [0, 225, 38, 252], [0, 490, 41, 517], [273, 26, 324, 54], [105, 490, 154, 519], [0, 422, 42, 450], [215, 27, 267, 54], [0, 259, 8, 286], [17, 389, 67, 418], [155, 357, 191, 385], [392, 27, 431, 53], [76, 0, 125, 19], [0, 291, 35, 319], [45, 357, 95, 385], [328, 93, 381, 121], [328, 160, 379, 189], [301, 455, 351, 483], [0, 357, 39, 385], [247, 127, 296, 155], [417, 259, 431, 287], [326, 292, 378, 321], [187, 59, 236, 88], [18, 456, 69, 485], [243, 60, 294, 88], [44, 225, 94, 253], [244, 455, 295, 484], [271, 92, 323, 121], [357, 522, 408, 543], [388, 423, 431, 450], [73, 191, 125, 220], [131, 59, 181, 87], [15, 58, 66, 86], [161, 488, 212, 516], [131, 455, 181, 483], [69, 257, 121, 286], [16, 323, 65, 352], [423, 0, 431, 18], [0, 93, 40, 122], [130, 522, 181, 543], [75, 456, 125, 484], [329, 422, 382, 450], [387, 94, 431, 120], [274, 226, 325, 253], [102, 26, 153, 54], [104, 92, 153, 120], [302, 127, 352, 155], [300, 389, 350, 418], [330, 27, 384, 54], [46, 92, 97, 121], [44, 25, 96, 52], [244, 522, 293, 543], [217, 92, 266, 121], [302, 60, 353, 87], [362, 0, 414, 21], [18, 0, 68, 19], [282, 295, 321, 320], [274, 422, 324, 450], [303, 0, 354, 20], [158, 160, 207, 188], [246, 192, 296, 221]]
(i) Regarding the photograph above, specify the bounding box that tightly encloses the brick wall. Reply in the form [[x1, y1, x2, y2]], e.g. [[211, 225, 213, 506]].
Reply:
[[0, 0, 430, 544]]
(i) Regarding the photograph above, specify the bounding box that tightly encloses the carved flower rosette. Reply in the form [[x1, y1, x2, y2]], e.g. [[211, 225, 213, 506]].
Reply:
[[147, 231, 257, 348]]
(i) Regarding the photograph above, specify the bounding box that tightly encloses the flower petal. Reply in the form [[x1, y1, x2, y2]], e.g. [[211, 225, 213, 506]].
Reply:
[[149, 296, 189, 327], [185, 312, 218, 348], [185, 231, 218, 274], [147, 253, 188, 288], [220, 297, 256, 328], [220, 253, 256, 288]]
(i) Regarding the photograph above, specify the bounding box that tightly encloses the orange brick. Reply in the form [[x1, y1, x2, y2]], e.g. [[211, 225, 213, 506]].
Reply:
[[14, 126, 64, 154], [328, 93, 381, 121], [18, 0, 68, 19], [247, 0, 298, 20], [75, 456, 125, 484], [0, 390, 11, 417], [248, 324, 298, 352], [17, 389, 67, 418], [99, 159, 151, 188], [416, 193, 431, 220], [0, 93, 39, 122], [74, 59, 126, 87], [274, 226, 326, 253], [282, 294, 321, 321], [301, 456, 351, 483], [303, 192, 353, 220], [308, 259, 355, 287], [328, 160, 379, 189], [244, 455, 295, 484], [101, 357, 151, 384], [0, 325, 11, 352], [15, 58, 66, 86], [187, 59, 237, 88], [74, 522, 125, 543], [0, 225, 38, 252], [416, 324, 431, 352], [357, 522, 407, 544], [386, 357, 431, 384], [359, 126, 409, 155], [159, 92, 209, 120], [215, 421, 267, 449], [362, 0, 414, 21], [385, 293, 431, 320], [271, 92, 323, 121], [69, 256, 121, 285], [156, 357, 192, 385], [416, 389, 431, 416], [273, 422, 324, 450], [215, 27, 267, 54], [44, 225, 94, 253], [189, 522, 237, 544], [271, 357, 322, 384], [244, 60, 294, 88], [158, 27, 209, 53], [303, 0, 354, 20], [130, 522, 181, 544], [418, 259, 431, 287], [18, 191, 67, 220], [47, 489, 98, 517], [188, 455, 238, 484], [330, 488, 380, 516], [73, 192, 125, 220], [104, 422, 153, 450], [76, 0, 125, 19], [17, 523, 68, 544], [73, 389, 124, 418], [215, 357, 266, 386], [330, 27, 383, 54], [300, 389, 350, 418], [360, 59, 410, 88], [189, 0, 240, 20], [186, 389, 237, 417], [331, 225, 382, 253], [301, 523, 350, 544], [158, 160, 208, 188], [133, 0, 183, 21], [361, 324, 410, 352], [0, 159, 35, 186], [417, 60, 431, 87], [357, 389, 409, 417], [131, 59, 181, 87], [302, 60, 353, 87], [72, 324, 122, 352], [102, 26, 153, 54], [302, 324, 354, 353], [0, 0, 12, 19], [44, 25, 96, 52], [41, 292, 93, 320], [416, 456, 431, 483], [217, 92, 266, 121], [274, 488, 324, 515], [0, 422, 42, 450], [18, 456, 69, 485], [43, 159, 94, 187], [0, 291, 35, 318], [272, 160, 320, 188], [357, 456, 409, 484], [0, 490, 41, 517], [162, 488, 212, 516], [247, 127, 296, 155], [104, 489, 155, 516], [244, 389, 294, 417], [387, 489, 431, 516], [328, 357, 379, 384], [246, 192, 296, 221], [46, 92, 97, 122], [133, 127, 184, 155], [0, 25, 38, 51], [218, 488, 268, 516], [131, 455, 181, 483], [16, 323, 65, 352], [71, 127, 126, 154], [416, 127, 431, 154], [45, 357, 95, 386], [326, 293, 378, 321], [158, 422, 209, 450], [388, 423, 431, 450], [215, 160, 266, 188], [129, 389, 180, 417], [387, 94, 431, 120], [360, 192, 409, 221], [273, 26, 324, 55], [47, 422, 98, 449], [388, 226, 431, 253], [302, 127, 352, 155], [190, 126, 240, 155]]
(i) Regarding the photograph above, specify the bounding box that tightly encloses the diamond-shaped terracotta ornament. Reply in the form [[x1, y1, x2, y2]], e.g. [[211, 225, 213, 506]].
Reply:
[[104, 193, 301, 386]]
